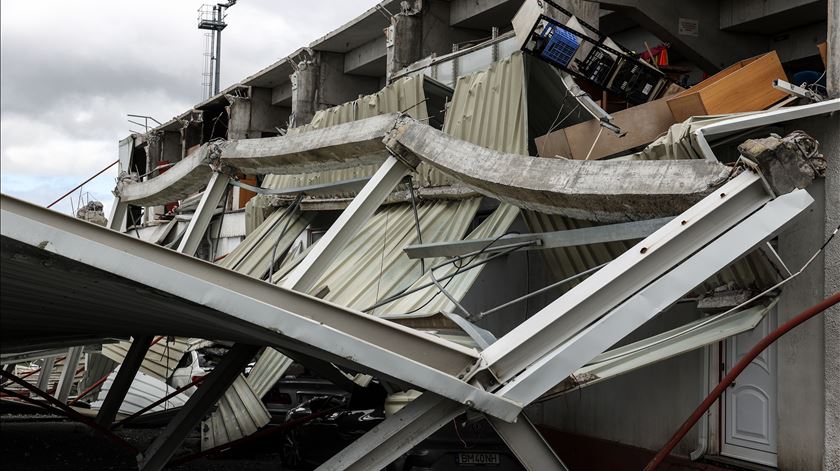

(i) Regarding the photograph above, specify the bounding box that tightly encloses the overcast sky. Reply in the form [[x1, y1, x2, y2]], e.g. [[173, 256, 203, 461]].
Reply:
[[0, 0, 378, 216]]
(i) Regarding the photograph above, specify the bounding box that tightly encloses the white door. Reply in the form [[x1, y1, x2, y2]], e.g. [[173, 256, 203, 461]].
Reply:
[[722, 310, 778, 467]]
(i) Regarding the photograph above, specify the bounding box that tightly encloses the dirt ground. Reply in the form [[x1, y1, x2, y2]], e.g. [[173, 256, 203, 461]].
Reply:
[[0, 414, 287, 471]]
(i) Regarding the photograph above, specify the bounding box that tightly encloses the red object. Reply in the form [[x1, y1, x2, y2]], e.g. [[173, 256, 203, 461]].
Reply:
[[155, 161, 179, 214], [644, 291, 840, 470], [657, 48, 669, 67], [47, 160, 118, 209]]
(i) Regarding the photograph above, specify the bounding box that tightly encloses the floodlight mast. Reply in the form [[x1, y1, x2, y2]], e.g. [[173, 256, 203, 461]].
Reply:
[[198, 1, 237, 96]]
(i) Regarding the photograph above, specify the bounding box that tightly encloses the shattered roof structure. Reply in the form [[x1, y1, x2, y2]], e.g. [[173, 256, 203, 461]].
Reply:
[[2, 1, 838, 470]]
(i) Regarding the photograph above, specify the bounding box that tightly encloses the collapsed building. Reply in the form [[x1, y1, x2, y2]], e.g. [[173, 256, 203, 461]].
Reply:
[[1, 1, 838, 470]]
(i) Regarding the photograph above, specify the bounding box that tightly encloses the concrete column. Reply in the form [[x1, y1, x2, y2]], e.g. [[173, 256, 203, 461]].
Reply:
[[823, 3, 839, 470], [386, 0, 423, 81], [290, 53, 320, 127], [96, 335, 153, 428]]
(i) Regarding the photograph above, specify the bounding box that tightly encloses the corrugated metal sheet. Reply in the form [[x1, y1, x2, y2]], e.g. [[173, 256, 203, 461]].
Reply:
[[218, 208, 313, 279], [201, 374, 272, 451], [382, 203, 521, 316], [90, 368, 189, 416], [246, 348, 294, 397], [307, 199, 480, 311], [442, 51, 528, 155], [102, 337, 190, 382], [76, 352, 117, 403]]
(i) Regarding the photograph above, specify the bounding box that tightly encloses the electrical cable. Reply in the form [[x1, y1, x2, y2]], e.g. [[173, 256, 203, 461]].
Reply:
[[406, 177, 426, 275]]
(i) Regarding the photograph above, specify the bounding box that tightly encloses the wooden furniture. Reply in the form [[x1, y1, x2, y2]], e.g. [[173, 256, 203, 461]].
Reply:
[[666, 51, 788, 122], [817, 42, 827, 66]]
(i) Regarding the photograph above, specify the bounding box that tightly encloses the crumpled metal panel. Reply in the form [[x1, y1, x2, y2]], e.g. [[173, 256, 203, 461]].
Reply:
[[91, 368, 190, 416], [442, 51, 528, 156], [382, 203, 521, 316], [246, 348, 294, 397], [218, 208, 312, 279], [629, 114, 736, 161], [200, 374, 272, 451], [312, 199, 480, 312], [102, 337, 191, 382]]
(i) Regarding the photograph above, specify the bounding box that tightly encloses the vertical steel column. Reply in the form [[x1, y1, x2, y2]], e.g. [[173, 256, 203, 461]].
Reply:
[[55, 346, 83, 403], [96, 335, 154, 427], [36, 357, 55, 392], [176, 172, 229, 256], [108, 197, 128, 232], [138, 343, 260, 471], [283, 155, 412, 292], [488, 415, 568, 470]]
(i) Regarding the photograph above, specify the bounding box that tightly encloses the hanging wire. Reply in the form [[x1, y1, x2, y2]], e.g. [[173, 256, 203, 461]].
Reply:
[[406, 177, 425, 275]]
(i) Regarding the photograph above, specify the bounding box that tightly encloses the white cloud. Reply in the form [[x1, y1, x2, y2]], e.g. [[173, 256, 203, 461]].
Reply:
[[1, 0, 379, 217]]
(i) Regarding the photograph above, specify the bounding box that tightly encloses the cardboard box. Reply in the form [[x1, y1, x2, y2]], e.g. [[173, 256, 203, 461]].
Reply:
[[818, 42, 827, 66], [666, 51, 788, 122], [536, 96, 677, 160]]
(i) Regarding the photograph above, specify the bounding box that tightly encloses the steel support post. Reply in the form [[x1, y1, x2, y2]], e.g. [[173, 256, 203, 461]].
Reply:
[[403, 217, 673, 259], [283, 155, 412, 292], [36, 357, 55, 392], [176, 172, 229, 256], [495, 189, 813, 405], [107, 197, 128, 232], [55, 346, 83, 403], [96, 335, 154, 427], [480, 172, 771, 385], [317, 393, 463, 471], [138, 343, 260, 471], [488, 414, 568, 471]]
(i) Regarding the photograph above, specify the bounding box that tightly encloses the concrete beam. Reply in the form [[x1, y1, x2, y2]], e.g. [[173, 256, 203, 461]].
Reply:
[[95, 335, 153, 427], [720, 0, 826, 33], [271, 81, 293, 106], [116, 147, 213, 207], [384, 117, 732, 222], [450, 0, 524, 28], [219, 113, 398, 175], [344, 36, 387, 76], [595, 0, 766, 72]]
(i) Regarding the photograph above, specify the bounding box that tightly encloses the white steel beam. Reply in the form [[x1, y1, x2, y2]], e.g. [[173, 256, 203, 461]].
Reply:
[[1, 195, 519, 420], [176, 172, 229, 256], [283, 155, 413, 292], [96, 335, 153, 427], [494, 189, 812, 405], [478, 171, 771, 385], [36, 357, 55, 392], [138, 343, 260, 471], [488, 414, 568, 471], [403, 217, 673, 259], [55, 346, 83, 403], [107, 197, 128, 232]]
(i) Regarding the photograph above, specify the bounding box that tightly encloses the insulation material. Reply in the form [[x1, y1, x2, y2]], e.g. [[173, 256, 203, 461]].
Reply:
[[101, 337, 191, 383], [630, 114, 737, 161]]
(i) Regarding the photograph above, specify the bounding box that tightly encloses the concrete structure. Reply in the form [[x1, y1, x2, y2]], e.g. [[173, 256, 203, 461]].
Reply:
[[2, 1, 838, 471]]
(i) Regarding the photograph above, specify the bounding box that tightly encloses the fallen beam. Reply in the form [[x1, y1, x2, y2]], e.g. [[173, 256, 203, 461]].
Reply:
[[403, 217, 673, 259], [385, 116, 733, 222], [116, 147, 215, 206]]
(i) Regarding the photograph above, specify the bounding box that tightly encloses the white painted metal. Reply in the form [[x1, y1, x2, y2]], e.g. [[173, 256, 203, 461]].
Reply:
[[494, 189, 812, 406], [722, 310, 778, 466], [177, 172, 230, 256], [403, 217, 672, 259], [488, 414, 568, 471], [480, 172, 771, 384], [90, 368, 190, 416], [1, 195, 519, 420], [283, 156, 412, 292], [36, 357, 55, 392], [107, 197, 128, 232], [55, 346, 83, 403]]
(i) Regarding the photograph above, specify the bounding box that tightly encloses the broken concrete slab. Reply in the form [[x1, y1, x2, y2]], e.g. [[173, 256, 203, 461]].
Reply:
[[385, 116, 734, 222], [115, 146, 214, 207], [738, 130, 826, 195], [219, 113, 399, 175]]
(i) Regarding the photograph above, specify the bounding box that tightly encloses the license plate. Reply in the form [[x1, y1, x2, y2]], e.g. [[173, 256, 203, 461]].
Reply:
[[457, 452, 500, 465]]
